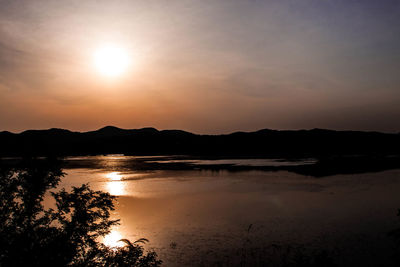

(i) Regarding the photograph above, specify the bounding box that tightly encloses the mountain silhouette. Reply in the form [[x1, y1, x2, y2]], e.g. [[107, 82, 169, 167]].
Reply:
[[0, 126, 399, 157]]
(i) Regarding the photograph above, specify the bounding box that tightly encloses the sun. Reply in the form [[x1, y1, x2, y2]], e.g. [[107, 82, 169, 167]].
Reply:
[[93, 44, 130, 77]]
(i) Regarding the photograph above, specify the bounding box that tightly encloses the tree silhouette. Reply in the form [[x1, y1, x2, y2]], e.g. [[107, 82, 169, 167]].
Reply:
[[0, 158, 161, 267]]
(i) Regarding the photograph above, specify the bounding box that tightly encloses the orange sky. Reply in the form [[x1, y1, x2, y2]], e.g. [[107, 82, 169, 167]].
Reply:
[[1, 0, 400, 133]]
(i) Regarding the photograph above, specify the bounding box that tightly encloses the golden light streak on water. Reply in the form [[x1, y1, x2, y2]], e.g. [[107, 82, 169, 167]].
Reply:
[[106, 171, 123, 181], [102, 229, 124, 248]]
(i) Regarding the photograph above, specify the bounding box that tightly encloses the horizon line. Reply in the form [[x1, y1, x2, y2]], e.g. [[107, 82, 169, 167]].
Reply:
[[1, 125, 399, 135]]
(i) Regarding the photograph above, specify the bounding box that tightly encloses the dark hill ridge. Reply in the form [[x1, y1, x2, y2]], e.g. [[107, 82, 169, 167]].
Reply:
[[0, 126, 399, 157]]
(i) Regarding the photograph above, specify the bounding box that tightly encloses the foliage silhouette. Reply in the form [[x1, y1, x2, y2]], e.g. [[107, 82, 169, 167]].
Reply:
[[0, 158, 161, 267]]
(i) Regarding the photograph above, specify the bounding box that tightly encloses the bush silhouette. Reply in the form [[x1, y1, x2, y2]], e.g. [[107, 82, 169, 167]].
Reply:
[[0, 158, 161, 267]]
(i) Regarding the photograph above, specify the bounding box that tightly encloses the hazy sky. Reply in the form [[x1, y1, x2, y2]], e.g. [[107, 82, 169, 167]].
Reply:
[[1, 0, 400, 133]]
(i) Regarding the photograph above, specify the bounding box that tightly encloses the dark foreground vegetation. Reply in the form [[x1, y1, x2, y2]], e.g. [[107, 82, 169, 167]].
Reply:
[[0, 158, 161, 267]]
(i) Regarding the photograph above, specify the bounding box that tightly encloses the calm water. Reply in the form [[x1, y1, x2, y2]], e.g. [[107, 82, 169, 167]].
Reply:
[[57, 155, 400, 266]]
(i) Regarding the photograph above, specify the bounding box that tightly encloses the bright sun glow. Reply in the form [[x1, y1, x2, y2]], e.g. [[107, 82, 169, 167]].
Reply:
[[103, 230, 124, 247], [94, 44, 130, 77], [105, 172, 125, 195], [106, 171, 122, 181], [107, 181, 125, 196]]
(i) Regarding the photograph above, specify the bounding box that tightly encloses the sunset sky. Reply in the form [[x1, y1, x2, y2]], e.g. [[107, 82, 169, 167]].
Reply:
[[1, 0, 400, 134]]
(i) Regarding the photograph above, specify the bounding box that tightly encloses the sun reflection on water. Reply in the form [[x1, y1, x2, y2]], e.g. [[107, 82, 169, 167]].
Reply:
[[107, 181, 126, 196], [106, 171, 123, 181], [105, 172, 126, 195], [102, 229, 124, 248]]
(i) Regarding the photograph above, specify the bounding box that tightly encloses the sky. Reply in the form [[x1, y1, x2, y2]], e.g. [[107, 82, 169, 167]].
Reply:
[[0, 0, 400, 134]]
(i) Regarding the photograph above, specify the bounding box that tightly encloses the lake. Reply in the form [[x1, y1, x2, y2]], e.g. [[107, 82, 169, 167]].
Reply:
[[57, 155, 400, 266]]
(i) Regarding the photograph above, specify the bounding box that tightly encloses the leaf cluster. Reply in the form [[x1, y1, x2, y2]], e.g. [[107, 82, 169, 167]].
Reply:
[[0, 158, 161, 267]]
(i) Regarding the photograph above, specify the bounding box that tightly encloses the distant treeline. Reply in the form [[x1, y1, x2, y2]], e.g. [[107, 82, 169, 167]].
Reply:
[[0, 126, 399, 157]]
